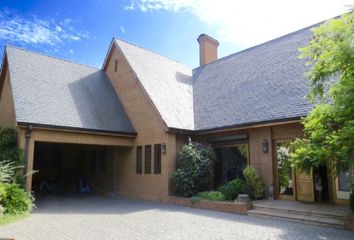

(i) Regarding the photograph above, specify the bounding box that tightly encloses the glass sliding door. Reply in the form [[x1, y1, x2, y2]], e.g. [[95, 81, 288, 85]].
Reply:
[[276, 141, 295, 200], [214, 144, 249, 187]]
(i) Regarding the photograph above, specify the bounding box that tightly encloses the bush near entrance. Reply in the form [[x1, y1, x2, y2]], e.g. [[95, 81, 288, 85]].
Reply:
[[218, 179, 246, 201], [171, 140, 214, 197], [0, 127, 33, 224], [196, 191, 226, 201], [243, 166, 265, 199]]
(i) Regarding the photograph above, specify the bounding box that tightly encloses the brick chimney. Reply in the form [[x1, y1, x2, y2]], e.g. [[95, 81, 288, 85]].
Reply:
[[197, 34, 219, 66]]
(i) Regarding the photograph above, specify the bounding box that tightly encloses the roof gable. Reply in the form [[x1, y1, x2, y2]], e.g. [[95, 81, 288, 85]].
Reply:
[[113, 25, 316, 132], [114, 39, 194, 130], [6, 46, 135, 134]]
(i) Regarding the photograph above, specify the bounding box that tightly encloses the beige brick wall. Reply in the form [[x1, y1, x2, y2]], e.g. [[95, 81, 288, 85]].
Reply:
[[271, 123, 303, 140], [104, 44, 177, 200], [0, 67, 16, 128]]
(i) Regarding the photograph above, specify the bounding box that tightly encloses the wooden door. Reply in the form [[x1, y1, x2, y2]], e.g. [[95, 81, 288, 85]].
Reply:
[[295, 170, 315, 202]]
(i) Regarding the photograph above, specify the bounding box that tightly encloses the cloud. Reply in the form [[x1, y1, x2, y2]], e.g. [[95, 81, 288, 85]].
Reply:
[[125, 0, 352, 47], [0, 8, 88, 46], [120, 26, 126, 33]]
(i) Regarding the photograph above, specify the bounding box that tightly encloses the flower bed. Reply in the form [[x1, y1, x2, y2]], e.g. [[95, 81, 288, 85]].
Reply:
[[160, 196, 251, 215]]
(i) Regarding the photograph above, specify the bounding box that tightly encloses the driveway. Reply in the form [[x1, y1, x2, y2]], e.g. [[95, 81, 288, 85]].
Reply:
[[1, 196, 354, 240]]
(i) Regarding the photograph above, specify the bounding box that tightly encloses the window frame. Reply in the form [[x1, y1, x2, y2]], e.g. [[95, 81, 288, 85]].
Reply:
[[144, 145, 152, 174], [154, 144, 162, 174], [136, 146, 143, 174]]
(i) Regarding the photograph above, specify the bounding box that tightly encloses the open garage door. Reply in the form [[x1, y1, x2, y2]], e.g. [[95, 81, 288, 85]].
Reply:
[[32, 142, 118, 196]]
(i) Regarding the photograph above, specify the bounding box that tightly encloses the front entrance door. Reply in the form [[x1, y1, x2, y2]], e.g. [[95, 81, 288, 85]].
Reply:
[[274, 140, 315, 202], [313, 165, 330, 202], [295, 170, 315, 202]]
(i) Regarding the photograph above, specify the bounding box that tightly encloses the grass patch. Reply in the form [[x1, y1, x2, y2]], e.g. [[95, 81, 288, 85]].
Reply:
[[0, 212, 30, 225]]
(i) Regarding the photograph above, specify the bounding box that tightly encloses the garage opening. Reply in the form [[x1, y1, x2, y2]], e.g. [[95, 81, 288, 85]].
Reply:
[[32, 142, 121, 196]]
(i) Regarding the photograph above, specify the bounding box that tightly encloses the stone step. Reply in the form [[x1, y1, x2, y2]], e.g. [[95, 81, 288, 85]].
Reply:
[[252, 205, 345, 220], [248, 209, 344, 229]]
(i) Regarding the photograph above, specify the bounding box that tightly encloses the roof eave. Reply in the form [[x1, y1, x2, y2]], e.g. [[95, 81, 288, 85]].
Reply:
[[167, 127, 195, 135], [194, 116, 304, 134], [17, 122, 137, 137]]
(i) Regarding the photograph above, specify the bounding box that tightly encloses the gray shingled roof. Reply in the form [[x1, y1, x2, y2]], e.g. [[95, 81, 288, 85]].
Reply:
[[6, 46, 135, 134], [114, 39, 194, 130], [5, 22, 316, 134], [192, 25, 315, 131]]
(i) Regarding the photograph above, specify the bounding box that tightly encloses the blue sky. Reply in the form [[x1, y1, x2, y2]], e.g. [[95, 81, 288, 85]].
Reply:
[[0, 0, 351, 68]]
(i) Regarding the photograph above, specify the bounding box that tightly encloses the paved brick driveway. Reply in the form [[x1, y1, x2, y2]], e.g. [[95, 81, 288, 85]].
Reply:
[[1, 196, 354, 240]]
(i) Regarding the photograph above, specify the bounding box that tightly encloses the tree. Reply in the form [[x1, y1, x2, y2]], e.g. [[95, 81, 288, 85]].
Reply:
[[290, 12, 354, 188], [0, 128, 22, 165], [0, 128, 24, 185]]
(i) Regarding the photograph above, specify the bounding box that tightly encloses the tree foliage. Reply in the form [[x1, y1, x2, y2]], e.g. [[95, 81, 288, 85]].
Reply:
[[171, 140, 214, 197], [0, 128, 22, 165], [0, 161, 17, 183], [290, 12, 354, 185], [0, 128, 25, 185]]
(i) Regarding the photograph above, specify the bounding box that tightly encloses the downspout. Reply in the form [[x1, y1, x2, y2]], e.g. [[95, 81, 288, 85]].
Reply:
[[23, 125, 32, 187]]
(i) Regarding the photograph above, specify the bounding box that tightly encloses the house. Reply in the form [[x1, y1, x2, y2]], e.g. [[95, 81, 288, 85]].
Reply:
[[0, 20, 350, 205]]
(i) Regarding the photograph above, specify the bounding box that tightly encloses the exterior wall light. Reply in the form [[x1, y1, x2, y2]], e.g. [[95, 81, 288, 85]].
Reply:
[[162, 143, 167, 154], [262, 139, 269, 153]]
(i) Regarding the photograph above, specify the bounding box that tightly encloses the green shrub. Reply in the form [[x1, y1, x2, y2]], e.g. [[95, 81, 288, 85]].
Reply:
[[171, 140, 214, 197], [243, 166, 265, 199], [197, 191, 225, 201], [350, 191, 354, 213], [170, 169, 194, 197], [0, 183, 5, 202], [0, 127, 25, 186], [1, 184, 33, 214], [218, 179, 246, 200]]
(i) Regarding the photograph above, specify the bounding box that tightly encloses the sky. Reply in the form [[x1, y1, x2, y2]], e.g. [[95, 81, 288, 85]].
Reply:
[[0, 0, 352, 69]]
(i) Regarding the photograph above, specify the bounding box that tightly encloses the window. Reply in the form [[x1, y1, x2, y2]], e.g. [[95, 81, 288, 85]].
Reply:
[[154, 144, 162, 174], [136, 146, 142, 174], [338, 169, 350, 192], [144, 145, 152, 174], [114, 59, 118, 72], [214, 144, 249, 186]]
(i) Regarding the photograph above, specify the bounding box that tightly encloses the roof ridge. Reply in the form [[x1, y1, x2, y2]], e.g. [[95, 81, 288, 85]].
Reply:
[[114, 37, 192, 70], [193, 20, 324, 71], [5, 45, 100, 70]]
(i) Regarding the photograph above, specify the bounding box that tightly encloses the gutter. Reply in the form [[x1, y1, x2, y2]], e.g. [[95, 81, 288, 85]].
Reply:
[[17, 122, 137, 137], [167, 116, 303, 135], [194, 117, 303, 134]]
